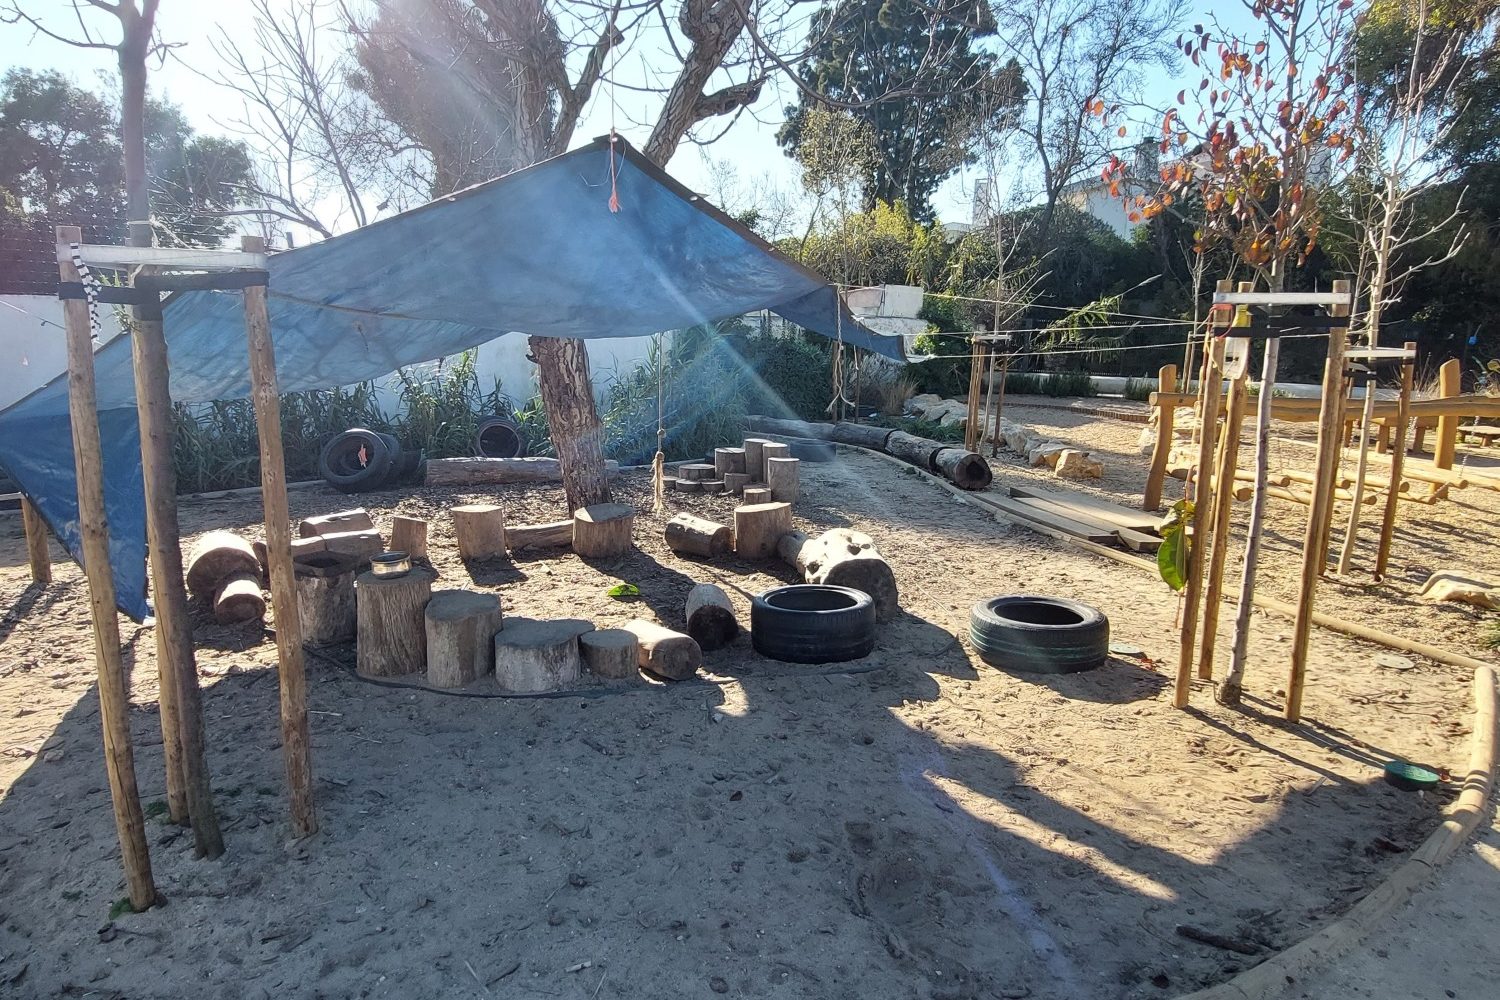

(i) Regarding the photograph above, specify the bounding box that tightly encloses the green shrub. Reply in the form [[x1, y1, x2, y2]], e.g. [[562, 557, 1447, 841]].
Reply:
[[873, 415, 965, 443], [1123, 377, 1155, 402]]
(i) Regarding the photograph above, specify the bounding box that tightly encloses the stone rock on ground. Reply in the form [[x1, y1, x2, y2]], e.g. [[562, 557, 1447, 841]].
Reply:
[[1055, 449, 1103, 480]]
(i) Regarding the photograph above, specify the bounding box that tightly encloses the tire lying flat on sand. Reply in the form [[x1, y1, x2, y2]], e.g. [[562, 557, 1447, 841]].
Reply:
[[969, 595, 1109, 674], [751, 584, 876, 664]]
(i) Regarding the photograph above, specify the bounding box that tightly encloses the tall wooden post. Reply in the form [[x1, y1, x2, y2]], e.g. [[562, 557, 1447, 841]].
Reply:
[[1286, 279, 1352, 722], [1174, 330, 1226, 709], [1336, 349, 1383, 574], [20, 497, 51, 583], [240, 235, 317, 837], [1374, 343, 1417, 579], [1143, 364, 1178, 511], [1432, 358, 1462, 470], [56, 226, 157, 911], [129, 282, 222, 857]]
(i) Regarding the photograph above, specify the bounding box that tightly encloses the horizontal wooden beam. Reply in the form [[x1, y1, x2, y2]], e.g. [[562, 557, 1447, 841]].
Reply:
[[56, 243, 268, 271], [1212, 291, 1352, 306]]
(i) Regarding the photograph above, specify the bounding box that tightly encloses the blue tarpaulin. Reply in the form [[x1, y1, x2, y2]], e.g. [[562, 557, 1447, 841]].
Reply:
[[0, 137, 901, 620]]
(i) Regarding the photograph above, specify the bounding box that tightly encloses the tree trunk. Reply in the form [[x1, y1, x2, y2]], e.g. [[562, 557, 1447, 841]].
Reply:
[[529, 335, 610, 512]]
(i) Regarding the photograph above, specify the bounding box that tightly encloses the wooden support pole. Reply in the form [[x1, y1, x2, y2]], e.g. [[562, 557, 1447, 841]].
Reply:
[[1143, 364, 1178, 511], [1287, 279, 1351, 723], [1336, 356, 1382, 574], [1174, 325, 1227, 709], [1375, 343, 1417, 579], [129, 288, 221, 856], [1432, 357, 1462, 470], [20, 497, 51, 583], [240, 235, 316, 837], [56, 225, 157, 910], [1198, 370, 1248, 682]]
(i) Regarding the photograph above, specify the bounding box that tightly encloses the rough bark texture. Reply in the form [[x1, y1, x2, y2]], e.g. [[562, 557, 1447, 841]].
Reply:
[[579, 628, 639, 680], [389, 515, 428, 559], [622, 619, 702, 681], [530, 335, 611, 511], [885, 431, 943, 471], [743, 438, 774, 482], [494, 617, 588, 693], [664, 513, 732, 558], [643, 0, 756, 164], [355, 568, 435, 678], [452, 504, 508, 560], [186, 530, 261, 599], [766, 457, 800, 503], [934, 448, 993, 491], [714, 448, 746, 478], [684, 583, 738, 650], [213, 572, 266, 624], [507, 520, 574, 551], [734, 502, 793, 560], [744, 415, 894, 450], [294, 552, 361, 646], [573, 503, 635, 558], [424, 590, 504, 688], [742, 487, 772, 504], [777, 528, 900, 622]]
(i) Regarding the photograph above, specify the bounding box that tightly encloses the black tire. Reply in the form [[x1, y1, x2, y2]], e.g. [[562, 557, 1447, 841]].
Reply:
[[474, 417, 526, 458], [786, 438, 837, 463], [319, 428, 394, 493], [969, 595, 1108, 674], [751, 584, 876, 664]]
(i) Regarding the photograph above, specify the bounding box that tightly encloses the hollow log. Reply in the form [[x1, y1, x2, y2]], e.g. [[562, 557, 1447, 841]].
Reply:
[[734, 502, 792, 560], [299, 508, 373, 538], [766, 456, 801, 502], [743, 438, 774, 481], [744, 415, 893, 450], [934, 448, 992, 491], [714, 447, 747, 478], [664, 513, 732, 558], [425, 590, 504, 688], [580, 628, 639, 681], [742, 486, 772, 504], [776, 528, 899, 621], [494, 617, 588, 693], [573, 503, 635, 558], [452, 503, 507, 560], [885, 431, 942, 471], [213, 572, 265, 624], [685, 584, 739, 650], [389, 515, 428, 559], [186, 530, 261, 600], [294, 551, 360, 646], [723, 472, 751, 495], [425, 456, 619, 487], [621, 618, 701, 681], [508, 519, 574, 551], [355, 567, 435, 677]]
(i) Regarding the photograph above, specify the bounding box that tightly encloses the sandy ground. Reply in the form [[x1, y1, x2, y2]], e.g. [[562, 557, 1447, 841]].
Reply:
[[0, 414, 1495, 1000]]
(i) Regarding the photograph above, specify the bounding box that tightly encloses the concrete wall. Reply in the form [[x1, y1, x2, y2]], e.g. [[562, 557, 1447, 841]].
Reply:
[[0, 293, 661, 414]]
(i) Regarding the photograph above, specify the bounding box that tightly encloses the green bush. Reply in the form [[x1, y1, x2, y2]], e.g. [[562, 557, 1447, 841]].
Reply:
[[1123, 377, 1155, 402], [872, 415, 965, 443], [999, 370, 1097, 398]]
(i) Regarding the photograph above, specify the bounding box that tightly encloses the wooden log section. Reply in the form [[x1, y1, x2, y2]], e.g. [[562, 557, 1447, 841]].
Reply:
[[664, 513, 732, 558], [572, 503, 635, 558], [425, 456, 619, 487], [743, 415, 894, 450], [676, 478, 703, 495], [622, 619, 702, 681], [294, 551, 361, 646], [743, 438, 775, 481], [723, 472, 751, 495], [714, 447, 747, 478], [760, 443, 791, 480], [186, 530, 261, 599], [322, 529, 383, 561], [58, 224, 156, 910], [1143, 364, 1178, 510], [299, 508, 374, 537], [507, 519, 574, 551], [776, 528, 899, 621], [213, 572, 266, 624], [389, 515, 428, 559], [934, 448, 992, 491], [1375, 344, 1417, 579], [685, 583, 739, 650], [425, 590, 504, 688], [734, 502, 793, 560], [742, 486, 772, 504], [1433, 357, 1462, 470], [355, 567, 435, 678], [700, 479, 726, 495], [766, 456, 801, 503], [677, 463, 717, 481], [580, 628, 639, 680], [20, 497, 50, 583], [452, 503, 507, 560], [494, 617, 587, 693], [885, 430, 943, 471]]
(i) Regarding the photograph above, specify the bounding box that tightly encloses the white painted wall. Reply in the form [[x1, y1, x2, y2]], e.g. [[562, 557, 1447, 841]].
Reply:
[[1, 293, 662, 414]]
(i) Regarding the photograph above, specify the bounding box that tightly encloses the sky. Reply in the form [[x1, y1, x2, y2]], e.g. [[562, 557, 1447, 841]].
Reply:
[[0, 0, 1258, 238]]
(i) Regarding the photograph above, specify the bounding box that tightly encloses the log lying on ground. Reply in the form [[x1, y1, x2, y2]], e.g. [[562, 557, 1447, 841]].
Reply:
[[507, 519, 574, 551], [685, 584, 739, 650], [186, 530, 261, 599], [425, 590, 504, 688], [425, 456, 619, 487], [213, 572, 265, 624], [747, 415, 991, 491], [579, 628, 639, 680], [664, 513, 732, 557], [300, 508, 374, 537], [621, 619, 702, 680], [776, 528, 899, 621]]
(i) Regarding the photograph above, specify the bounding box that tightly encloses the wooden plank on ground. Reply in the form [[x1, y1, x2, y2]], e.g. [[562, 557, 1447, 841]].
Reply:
[[1008, 485, 1161, 533], [987, 496, 1120, 545], [1115, 527, 1162, 553]]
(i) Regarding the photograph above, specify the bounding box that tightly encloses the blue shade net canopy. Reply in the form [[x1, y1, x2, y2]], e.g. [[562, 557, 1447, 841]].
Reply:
[[0, 136, 902, 620]]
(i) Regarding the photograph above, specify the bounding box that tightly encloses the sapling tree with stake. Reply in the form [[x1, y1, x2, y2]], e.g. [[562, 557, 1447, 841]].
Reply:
[[1097, 0, 1361, 705]]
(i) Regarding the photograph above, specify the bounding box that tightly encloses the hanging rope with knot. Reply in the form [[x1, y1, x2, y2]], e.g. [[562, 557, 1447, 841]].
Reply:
[[651, 333, 667, 512]]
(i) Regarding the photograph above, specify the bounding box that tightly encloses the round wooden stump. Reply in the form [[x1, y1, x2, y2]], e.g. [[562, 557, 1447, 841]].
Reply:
[[425, 590, 504, 688], [685, 584, 738, 650], [734, 501, 792, 560], [355, 567, 435, 677], [213, 572, 265, 624], [714, 447, 747, 478], [742, 486, 772, 504], [389, 515, 429, 560], [452, 503, 507, 560], [723, 472, 751, 495], [744, 438, 775, 481], [494, 617, 589, 693], [766, 456, 800, 503], [573, 503, 635, 559], [294, 551, 362, 645], [580, 628, 639, 681]]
